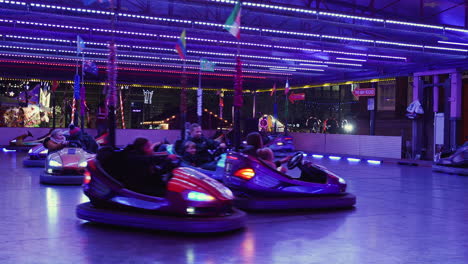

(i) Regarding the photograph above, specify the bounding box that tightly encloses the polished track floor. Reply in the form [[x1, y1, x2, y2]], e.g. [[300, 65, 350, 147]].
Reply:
[[1, 151, 467, 264]]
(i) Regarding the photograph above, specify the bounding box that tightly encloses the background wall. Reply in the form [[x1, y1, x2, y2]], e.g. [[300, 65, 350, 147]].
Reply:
[[1, 128, 401, 159]]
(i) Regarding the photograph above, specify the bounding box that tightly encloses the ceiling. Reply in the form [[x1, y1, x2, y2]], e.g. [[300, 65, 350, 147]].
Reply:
[[0, 0, 467, 90]]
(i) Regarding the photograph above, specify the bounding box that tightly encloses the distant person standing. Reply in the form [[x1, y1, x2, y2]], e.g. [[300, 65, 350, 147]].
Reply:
[[96, 101, 108, 138]]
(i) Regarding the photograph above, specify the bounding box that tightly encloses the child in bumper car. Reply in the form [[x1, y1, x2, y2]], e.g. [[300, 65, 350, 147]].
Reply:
[[43, 129, 69, 152], [257, 147, 288, 173]]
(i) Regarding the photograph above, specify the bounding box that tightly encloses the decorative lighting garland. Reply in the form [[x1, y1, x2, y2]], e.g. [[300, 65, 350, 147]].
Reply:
[[141, 108, 232, 126]]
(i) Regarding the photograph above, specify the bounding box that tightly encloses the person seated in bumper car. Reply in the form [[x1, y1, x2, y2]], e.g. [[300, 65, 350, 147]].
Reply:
[[185, 123, 226, 171], [181, 141, 201, 167], [43, 129, 69, 152], [298, 160, 328, 183], [68, 125, 99, 153], [241, 132, 264, 156], [257, 147, 288, 173], [121, 137, 178, 196]]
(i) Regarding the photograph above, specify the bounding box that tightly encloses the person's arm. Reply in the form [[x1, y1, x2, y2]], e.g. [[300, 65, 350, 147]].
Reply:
[[206, 138, 220, 150], [46, 140, 66, 151]]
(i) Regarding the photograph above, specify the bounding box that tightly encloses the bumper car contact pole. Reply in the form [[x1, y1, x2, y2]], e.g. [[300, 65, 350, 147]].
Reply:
[[107, 1, 119, 148]]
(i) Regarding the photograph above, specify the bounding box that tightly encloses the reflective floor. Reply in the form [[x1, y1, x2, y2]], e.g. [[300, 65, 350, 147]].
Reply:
[[1, 151, 468, 264]]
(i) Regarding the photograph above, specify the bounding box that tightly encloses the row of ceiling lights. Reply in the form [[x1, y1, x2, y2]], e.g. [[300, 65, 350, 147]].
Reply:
[[4, 0, 467, 33], [4, 34, 407, 61], [0, 34, 368, 70], [0, 2, 467, 54]]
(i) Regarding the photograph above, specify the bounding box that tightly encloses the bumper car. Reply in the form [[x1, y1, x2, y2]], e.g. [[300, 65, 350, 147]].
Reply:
[[222, 151, 356, 211], [265, 135, 295, 157], [8, 129, 51, 150], [76, 149, 246, 233], [40, 143, 95, 184], [433, 144, 468, 176], [23, 144, 48, 167]]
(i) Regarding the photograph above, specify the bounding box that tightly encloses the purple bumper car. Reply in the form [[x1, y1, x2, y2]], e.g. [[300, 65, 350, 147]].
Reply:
[[222, 151, 356, 211]]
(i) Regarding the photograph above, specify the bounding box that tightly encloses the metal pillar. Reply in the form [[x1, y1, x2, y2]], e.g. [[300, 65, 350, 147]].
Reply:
[[450, 72, 462, 149], [411, 76, 423, 159]]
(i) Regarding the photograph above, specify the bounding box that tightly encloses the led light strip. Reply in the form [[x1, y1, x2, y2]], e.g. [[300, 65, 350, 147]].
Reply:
[[2, 0, 467, 37], [0, 12, 463, 55], [0, 39, 354, 69], [0, 58, 268, 79], [207, 0, 468, 33], [0, 52, 295, 75], [438, 41, 468, 47], [4, 30, 406, 62], [336, 57, 367, 62]]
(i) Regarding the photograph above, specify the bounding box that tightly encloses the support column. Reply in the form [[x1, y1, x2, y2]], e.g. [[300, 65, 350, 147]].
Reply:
[[433, 75, 439, 113], [450, 72, 462, 149], [412, 76, 423, 159]]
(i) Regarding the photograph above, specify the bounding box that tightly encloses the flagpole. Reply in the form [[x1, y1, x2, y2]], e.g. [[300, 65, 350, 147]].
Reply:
[[284, 78, 289, 135], [180, 59, 187, 140], [252, 89, 256, 119], [274, 84, 277, 134], [80, 53, 85, 130], [233, 43, 241, 150], [107, 1, 118, 148], [197, 59, 202, 125]]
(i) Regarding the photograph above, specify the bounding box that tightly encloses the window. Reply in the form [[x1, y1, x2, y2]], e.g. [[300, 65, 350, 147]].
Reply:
[[377, 80, 396, 111]]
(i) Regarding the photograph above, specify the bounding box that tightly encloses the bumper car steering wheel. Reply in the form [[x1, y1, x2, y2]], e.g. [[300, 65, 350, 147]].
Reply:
[[287, 151, 304, 169], [68, 140, 82, 148]]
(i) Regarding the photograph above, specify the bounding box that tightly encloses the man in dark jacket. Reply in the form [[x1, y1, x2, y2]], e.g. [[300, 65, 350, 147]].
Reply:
[[185, 123, 226, 170]]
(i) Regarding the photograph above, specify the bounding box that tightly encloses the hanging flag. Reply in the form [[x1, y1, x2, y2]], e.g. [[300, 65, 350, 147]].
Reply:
[[200, 58, 215, 72], [51, 80, 59, 92], [224, 1, 241, 39], [175, 29, 187, 60], [284, 79, 290, 95], [18, 84, 40, 104], [84, 60, 98, 75], [76, 35, 85, 54], [270, 82, 276, 96]]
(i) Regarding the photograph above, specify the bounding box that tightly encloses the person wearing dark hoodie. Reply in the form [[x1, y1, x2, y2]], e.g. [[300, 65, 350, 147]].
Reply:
[[121, 137, 178, 196], [67, 125, 99, 153]]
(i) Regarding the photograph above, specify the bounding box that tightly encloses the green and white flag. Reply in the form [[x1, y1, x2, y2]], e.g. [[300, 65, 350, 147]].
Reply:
[[224, 1, 241, 39], [200, 58, 215, 72]]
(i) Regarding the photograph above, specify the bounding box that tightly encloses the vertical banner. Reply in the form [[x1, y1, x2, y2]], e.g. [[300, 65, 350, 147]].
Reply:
[[219, 91, 224, 119]]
